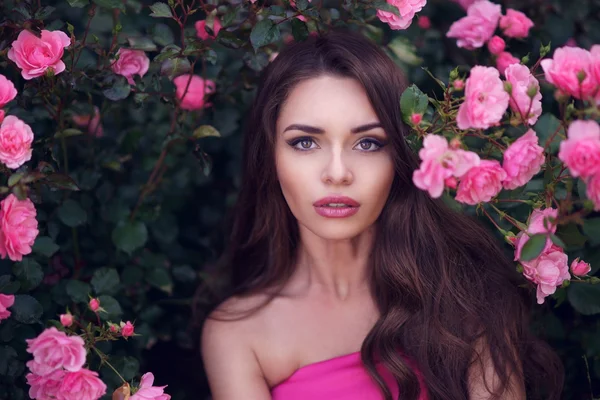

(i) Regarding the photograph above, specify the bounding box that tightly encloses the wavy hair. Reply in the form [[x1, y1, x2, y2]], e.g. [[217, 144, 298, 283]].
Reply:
[[196, 29, 564, 400]]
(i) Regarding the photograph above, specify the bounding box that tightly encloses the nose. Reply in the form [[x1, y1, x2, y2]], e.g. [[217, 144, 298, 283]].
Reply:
[[321, 146, 354, 186]]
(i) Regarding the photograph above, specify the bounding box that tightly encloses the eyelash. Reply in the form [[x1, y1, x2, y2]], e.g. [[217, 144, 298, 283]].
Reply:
[[287, 137, 386, 152]]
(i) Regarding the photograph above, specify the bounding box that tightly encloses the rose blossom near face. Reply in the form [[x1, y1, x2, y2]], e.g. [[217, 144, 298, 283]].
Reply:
[[376, 0, 427, 30], [446, 0, 502, 50], [275, 75, 395, 241], [504, 63, 542, 125], [570, 258, 591, 276], [519, 244, 570, 304], [195, 17, 222, 40], [58, 368, 107, 400], [455, 159, 507, 205], [499, 9, 534, 39], [130, 372, 171, 400], [0, 293, 15, 321], [558, 120, 600, 179], [0, 115, 34, 169], [541, 46, 597, 100], [502, 129, 544, 190], [26, 367, 65, 400], [0, 194, 39, 262], [513, 207, 558, 261], [111, 48, 150, 86], [173, 74, 216, 110], [25, 327, 87, 374], [7, 30, 71, 80], [0, 74, 18, 108], [456, 66, 510, 130], [495, 51, 520, 76], [487, 35, 505, 55], [586, 173, 600, 211]]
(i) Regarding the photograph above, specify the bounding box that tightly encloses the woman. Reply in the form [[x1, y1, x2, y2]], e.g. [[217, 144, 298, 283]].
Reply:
[[198, 29, 563, 400]]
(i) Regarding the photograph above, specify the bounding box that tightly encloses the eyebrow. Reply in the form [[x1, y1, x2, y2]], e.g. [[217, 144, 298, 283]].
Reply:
[[283, 122, 383, 134]]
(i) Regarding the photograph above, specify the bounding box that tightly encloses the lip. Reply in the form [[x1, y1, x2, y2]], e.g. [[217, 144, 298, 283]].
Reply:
[[313, 196, 360, 219]]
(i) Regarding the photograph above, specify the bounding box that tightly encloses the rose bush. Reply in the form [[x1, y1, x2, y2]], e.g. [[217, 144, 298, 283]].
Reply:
[[0, 0, 599, 399]]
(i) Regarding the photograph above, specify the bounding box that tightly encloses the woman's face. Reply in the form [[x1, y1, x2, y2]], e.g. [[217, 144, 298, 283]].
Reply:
[[275, 75, 395, 241]]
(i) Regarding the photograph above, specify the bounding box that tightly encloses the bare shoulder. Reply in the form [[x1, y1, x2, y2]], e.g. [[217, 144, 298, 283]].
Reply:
[[200, 294, 274, 400]]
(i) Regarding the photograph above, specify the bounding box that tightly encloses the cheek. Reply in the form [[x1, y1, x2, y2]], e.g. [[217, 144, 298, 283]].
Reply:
[[275, 150, 310, 215]]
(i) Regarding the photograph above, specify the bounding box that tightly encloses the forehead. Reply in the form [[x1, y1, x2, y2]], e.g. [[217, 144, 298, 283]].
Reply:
[[276, 75, 379, 131]]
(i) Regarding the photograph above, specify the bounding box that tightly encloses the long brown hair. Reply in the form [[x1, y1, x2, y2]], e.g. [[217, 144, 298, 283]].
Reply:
[[197, 28, 564, 400]]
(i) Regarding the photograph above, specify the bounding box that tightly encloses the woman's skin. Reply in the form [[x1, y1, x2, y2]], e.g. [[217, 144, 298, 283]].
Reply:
[[201, 75, 526, 399]]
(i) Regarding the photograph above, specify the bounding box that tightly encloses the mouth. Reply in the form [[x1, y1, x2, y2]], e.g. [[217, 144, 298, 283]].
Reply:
[[313, 196, 360, 218]]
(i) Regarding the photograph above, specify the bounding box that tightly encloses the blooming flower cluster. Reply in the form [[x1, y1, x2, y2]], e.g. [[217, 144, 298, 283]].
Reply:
[[376, 0, 428, 30]]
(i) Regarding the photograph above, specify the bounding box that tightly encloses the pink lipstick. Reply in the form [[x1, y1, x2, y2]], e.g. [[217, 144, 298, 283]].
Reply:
[[313, 196, 360, 218]]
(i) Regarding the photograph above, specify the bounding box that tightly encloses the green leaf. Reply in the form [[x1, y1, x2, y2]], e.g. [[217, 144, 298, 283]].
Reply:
[[151, 23, 174, 46], [149, 2, 172, 18], [103, 78, 131, 100], [11, 295, 43, 324], [54, 128, 84, 138], [172, 265, 196, 282], [193, 125, 221, 139], [0, 346, 18, 375], [160, 58, 191, 79], [372, 0, 400, 16], [12, 259, 43, 291], [250, 19, 280, 52], [583, 218, 600, 246], [534, 113, 562, 154], [67, 0, 89, 7], [568, 283, 600, 315], [66, 280, 92, 303], [0, 275, 20, 294], [145, 268, 173, 294], [91, 268, 120, 295], [291, 19, 309, 42], [295, 0, 309, 11], [217, 31, 245, 49], [97, 295, 122, 320], [112, 221, 148, 255], [43, 174, 80, 191], [32, 236, 60, 257], [127, 36, 157, 52], [34, 6, 56, 20], [153, 44, 181, 62], [400, 84, 428, 123], [113, 356, 140, 381], [92, 0, 126, 11], [57, 199, 87, 227], [519, 234, 547, 261]]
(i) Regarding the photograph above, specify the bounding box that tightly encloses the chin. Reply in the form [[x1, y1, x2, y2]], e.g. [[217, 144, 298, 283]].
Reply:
[[305, 221, 369, 241]]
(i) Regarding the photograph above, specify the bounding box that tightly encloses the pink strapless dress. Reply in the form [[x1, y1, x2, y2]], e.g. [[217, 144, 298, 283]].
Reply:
[[270, 351, 429, 400]]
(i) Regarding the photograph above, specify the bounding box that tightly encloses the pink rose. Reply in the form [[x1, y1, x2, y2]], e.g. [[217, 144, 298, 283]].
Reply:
[[57, 368, 107, 400], [446, 0, 501, 50], [499, 9, 534, 39], [413, 134, 480, 198], [0, 194, 38, 262], [26, 367, 65, 400], [502, 129, 544, 190], [586, 173, 600, 211], [487, 35, 505, 55], [0, 115, 34, 169], [0, 74, 18, 108], [570, 258, 591, 277], [456, 66, 509, 130], [7, 29, 71, 80], [504, 63, 542, 125], [60, 313, 73, 327], [121, 320, 135, 337], [455, 159, 507, 204], [513, 207, 558, 261], [451, 0, 479, 10], [111, 48, 150, 86], [0, 110, 4, 124], [495, 51, 520, 76], [89, 298, 100, 312], [376, 0, 427, 30], [520, 244, 570, 304], [195, 17, 222, 40], [558, 120, 600, 179], [418, 16, 431, 29], [173, 75, 216, 111], [591, 45, 600, 104], [25, 327, 87, 374], [72, 106, 103, 137], [541, 46, 597, 100], [130, 372, 171, 400], [0, 293, 15, 321], [453, 79, 465, 90]]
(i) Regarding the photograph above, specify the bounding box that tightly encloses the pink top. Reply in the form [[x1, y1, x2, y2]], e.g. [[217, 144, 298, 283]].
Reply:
[[270, 351, 429, 400]]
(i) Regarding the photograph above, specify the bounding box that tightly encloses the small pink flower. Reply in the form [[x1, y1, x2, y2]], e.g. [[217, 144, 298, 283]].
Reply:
[[418, 16, 431, 29], [586, 173, 600, 211], [25, 327, 87, 374], [410, 113, 423, 125], [0, 194, 38, 262], [504, 63, 542, 125], [456, 66, 510, 130], [58, 368, 107, 400], [130, 372, 171, 400], [558, 120, 600, 180], [570, 258, 591, 277], [446, 0, 502, 50], [121, 321, 135, 337], [111, 48, 150, 86], [455, 159, 507, 204], [520, 244, 570, 304], [487, 35, 505, 55], [173, 75, 216, 111], [541, 46, 597, 100], [376, 0, 427, 30], [513, 207, 558, 261], [72, 106, 103, 137], [0, 115, 34, 169], [7, 29, 71, 80], [453, 79, 465, 90], [26, 367, 65, 400], [502, 129, 544, 190], [0, 74, 18, 108], [499, 9, 534, 38], [495, 51, 520, 75], [195, 17, 222, 40], [89, 298, 100, 312], [60, 313, 73, 327], [0, 293, 15, 322]]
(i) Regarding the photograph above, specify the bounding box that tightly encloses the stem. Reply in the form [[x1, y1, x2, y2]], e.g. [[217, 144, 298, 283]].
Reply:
[[93, 347, 127, 383]]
